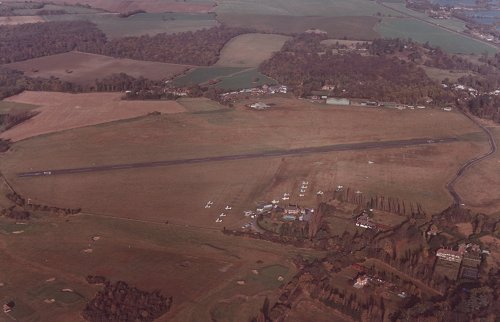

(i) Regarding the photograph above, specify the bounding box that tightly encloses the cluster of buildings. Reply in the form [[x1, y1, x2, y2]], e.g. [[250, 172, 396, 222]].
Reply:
[[251, 202, 315, 223], [220, 85, 288, 103], [351, 264, 408, 298], [306, 94, 431, 111], [355, 209, 391, 231], [435, 243, 485, 280]]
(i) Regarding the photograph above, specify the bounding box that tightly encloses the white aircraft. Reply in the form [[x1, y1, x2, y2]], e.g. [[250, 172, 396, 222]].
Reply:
[[220, 213, 226, 217], [302, 181, 309, 185], [299, 194, 305, 197], [225, 206, 232, 210], [301, 185, 308, 189], [205, 205, 211, 209], [317, 191, 324, 195], [368, 160, 374, 164], [282, 196, 289, 200], [283, 193, 290, 197], [215, 218, 222, 223], [355, 190, 362, 194], [272, 199, 280, 204], [300, 189, 306, 193]]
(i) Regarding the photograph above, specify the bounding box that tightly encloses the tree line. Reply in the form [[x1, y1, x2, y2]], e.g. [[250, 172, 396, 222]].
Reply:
[[0, 21, 107, 64]]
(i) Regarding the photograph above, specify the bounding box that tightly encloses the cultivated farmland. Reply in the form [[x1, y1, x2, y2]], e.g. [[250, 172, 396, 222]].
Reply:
[[43, 12, 219, 38], [0, 15, 44, 25], [376, 17, 498, 55], [0, 97, 489, 229], [216, 33, 290, 67], [6, 51, 192, 85], [218, 14, 380, 39], [0, 91, 186, 141]]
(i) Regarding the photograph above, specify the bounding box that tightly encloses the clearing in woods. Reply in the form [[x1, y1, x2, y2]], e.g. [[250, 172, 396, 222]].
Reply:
[[0, 91, 186, 141], [6, 51, 192, 85], [0, 97, 489, 228], [216, 33, 290, 67]]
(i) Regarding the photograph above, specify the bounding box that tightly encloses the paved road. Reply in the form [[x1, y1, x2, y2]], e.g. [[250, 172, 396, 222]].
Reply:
[[17, 137, 458, 178], [446, 112, 497, 205]]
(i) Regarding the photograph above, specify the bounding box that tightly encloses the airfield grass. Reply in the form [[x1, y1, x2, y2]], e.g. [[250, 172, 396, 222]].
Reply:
[[0, 97, 489, 228], [0, 214, 319, 321], [455, 125, 500, 215], [214, 68, 277, 90], [216, 33, 290, 67], [172, 66, 247, 86], [6, 51, 191, 86], [43, 12, 218, 38], [11, 3, 103, 15], [376, 17, 498, 55], [218, 14, 380, 40]]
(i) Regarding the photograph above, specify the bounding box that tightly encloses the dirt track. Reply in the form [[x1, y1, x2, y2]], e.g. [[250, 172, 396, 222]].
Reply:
[[17, 137, 457, 178]]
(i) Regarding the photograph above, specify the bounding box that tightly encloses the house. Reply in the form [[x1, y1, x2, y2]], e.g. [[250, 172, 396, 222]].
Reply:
[[436, 249, 463, 263], [285, 205, 300, 215], [250, 102, 270, 110], [353, 275, 369, 288], [321, 85, 335, 91], [462, 252, 481, 268], [356, 213, 376, 229]]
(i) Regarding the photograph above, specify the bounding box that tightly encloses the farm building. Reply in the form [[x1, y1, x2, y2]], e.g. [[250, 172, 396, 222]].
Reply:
[[436, 249, 463, 263], [326, 98, 350, 105]]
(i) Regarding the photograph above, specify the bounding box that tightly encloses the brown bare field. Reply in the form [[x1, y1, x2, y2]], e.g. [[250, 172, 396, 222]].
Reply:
[[0, 15, 44, 25], [0, 97, 489, 229], [216, 33, 290, 67], [6, 51, 191, 85], [422, 66, 474, 83], [19, 0, 216, 13], [455, 125, 500, 215], [218, 14, 380, 40], [456, 222, 473, 236], [0, 213, 315, 321], [0, 91, 186, 141]]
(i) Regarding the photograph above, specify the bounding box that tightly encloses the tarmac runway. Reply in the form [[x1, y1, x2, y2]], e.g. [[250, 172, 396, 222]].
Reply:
[[17, 137, 458, 178]]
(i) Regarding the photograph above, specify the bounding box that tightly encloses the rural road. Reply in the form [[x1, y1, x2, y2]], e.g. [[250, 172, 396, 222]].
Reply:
[[17, 137, 457, 178], [446, 113, 497, 205]]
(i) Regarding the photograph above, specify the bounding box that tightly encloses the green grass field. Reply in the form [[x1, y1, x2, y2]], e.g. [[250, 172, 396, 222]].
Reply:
[[44, 12, 218, 38], [376, 17, 498, 55], [215, 0, 395, 16], [214, 68, 277, 90], [382, 2, 466, 32], [218, 14, 380, 39], [172, 66, 247, 86]]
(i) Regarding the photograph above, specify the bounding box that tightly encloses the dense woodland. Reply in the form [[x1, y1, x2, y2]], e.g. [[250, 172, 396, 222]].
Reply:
[[85, 26, 252, 65], [260, 35, 453, 105], [0, 21, 107, 64], [82, 279, 172, 322]]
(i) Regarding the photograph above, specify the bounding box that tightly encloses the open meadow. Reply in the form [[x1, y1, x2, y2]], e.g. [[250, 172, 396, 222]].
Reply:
[[216, 33, 290, 67], [0, 97, 490, 231], [6, 51, 191, 85], [0, 212, 319, 321], [0, 16, 44, 25], [0, 91, 187, 141]]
